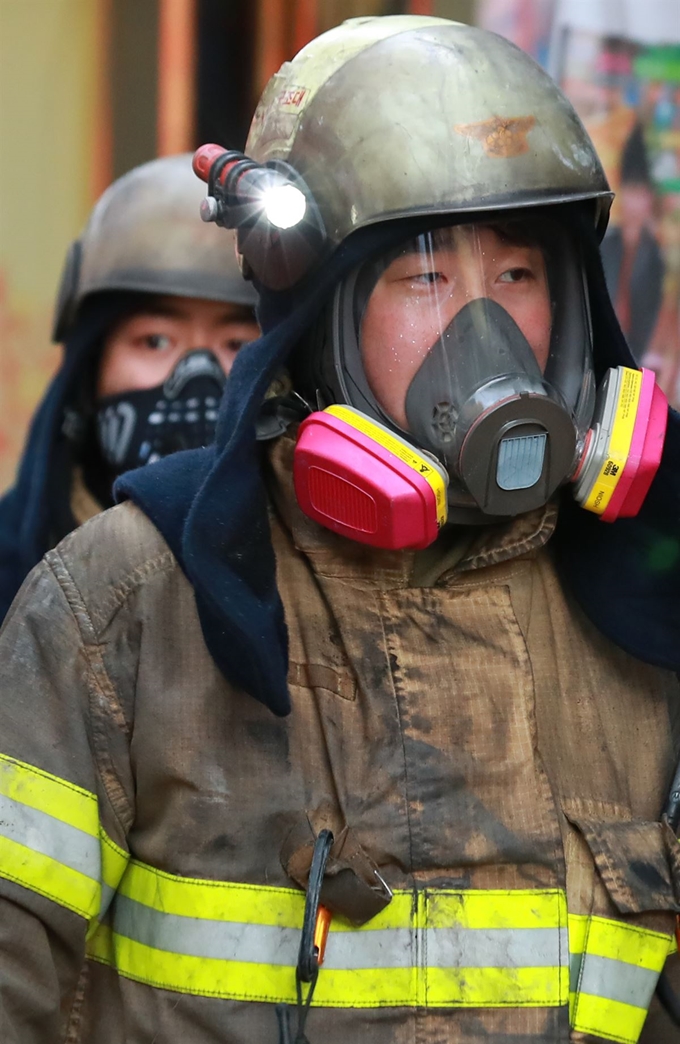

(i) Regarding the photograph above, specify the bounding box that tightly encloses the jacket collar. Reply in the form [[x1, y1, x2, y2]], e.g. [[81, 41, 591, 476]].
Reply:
[[267, 431, 558, 590]]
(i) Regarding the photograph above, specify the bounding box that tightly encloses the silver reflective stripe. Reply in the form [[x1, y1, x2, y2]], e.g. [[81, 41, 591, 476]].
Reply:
[[0, 792, 100, 879], [324, 928, 412, 970], [428, 926, 568, 969], [115, 895, 301, 965], [113, 895, 567, 973], [579, 953, 659, 1010], [100, 883, 117, 916], [115, 896, 412, 969]]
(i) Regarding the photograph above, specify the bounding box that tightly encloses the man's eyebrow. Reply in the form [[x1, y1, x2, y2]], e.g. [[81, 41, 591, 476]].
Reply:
[[397, 235, 460, 256], [217, 306, 257, 323], [130, 303, 184, 321], [390, 243, 437, 260], [129, 304, 256, 323]]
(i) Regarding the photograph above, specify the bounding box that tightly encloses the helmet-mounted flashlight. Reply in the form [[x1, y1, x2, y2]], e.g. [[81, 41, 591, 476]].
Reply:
[[193, 145, 326, 291]]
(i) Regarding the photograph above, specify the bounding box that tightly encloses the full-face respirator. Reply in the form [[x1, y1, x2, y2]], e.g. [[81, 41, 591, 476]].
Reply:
[[293, 221, 667, 548], [193, 146, 667, 551]]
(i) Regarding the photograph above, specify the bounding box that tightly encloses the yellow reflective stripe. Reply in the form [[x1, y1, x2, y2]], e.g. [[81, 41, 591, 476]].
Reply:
[[118, 859, 307, 926], [0, 754, 128, 919], [428, 888, 567, 930], [573, 994, 648, 1044], [0, 752, 97, 834], [88, 922, 421, 1007], [568, 913, 589, 1021], [119, 861, 420, 931], [569, 913, 672, 1044], [581, 915, 671, 967], [121, 867, 566, 934], [569, 913, 589, 953], [120, 868, 567, 933], [0, 834, 101, 919], [101, 831, 130, 893], [86, 893, 668, 1023], [87, 923, 568, 1009], [426, 966, 568, 1008]]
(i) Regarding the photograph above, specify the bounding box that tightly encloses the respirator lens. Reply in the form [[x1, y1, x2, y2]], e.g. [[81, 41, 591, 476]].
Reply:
[[360, 222, 553, 428], [346, 219, 594, 515]]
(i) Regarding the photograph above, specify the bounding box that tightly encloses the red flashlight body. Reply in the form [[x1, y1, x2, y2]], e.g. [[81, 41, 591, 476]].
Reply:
[[192, 144, 241, 188]]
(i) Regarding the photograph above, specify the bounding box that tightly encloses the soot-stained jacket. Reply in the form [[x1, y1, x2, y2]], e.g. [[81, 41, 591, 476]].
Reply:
[[0, 433, 679, 1044]]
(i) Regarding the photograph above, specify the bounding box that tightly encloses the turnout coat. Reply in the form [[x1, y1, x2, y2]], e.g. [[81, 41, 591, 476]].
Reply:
[[0, 434, 679, 1044]]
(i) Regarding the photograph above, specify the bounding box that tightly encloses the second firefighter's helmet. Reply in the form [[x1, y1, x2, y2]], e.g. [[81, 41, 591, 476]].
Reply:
[[54, 153, 257, 342]]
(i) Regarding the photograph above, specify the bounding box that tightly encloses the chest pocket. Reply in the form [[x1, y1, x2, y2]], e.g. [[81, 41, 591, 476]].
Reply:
[[566, 814, 680, 1044]]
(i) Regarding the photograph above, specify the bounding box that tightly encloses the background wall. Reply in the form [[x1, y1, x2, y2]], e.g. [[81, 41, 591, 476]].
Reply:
[[0, 0, 106, 490]]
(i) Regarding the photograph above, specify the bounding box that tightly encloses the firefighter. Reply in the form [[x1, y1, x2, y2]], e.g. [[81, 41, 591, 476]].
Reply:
[[0, 16, 679, 1044], [0, 153, 259, 620]]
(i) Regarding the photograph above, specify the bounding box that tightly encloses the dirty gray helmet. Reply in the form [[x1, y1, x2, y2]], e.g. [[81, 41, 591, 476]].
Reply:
[[239, 14, 611, 287], [240, 16, 614, 526], [53, 153, 258, 342]]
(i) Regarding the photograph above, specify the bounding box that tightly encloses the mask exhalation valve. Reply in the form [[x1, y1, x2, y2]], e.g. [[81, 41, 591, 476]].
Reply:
[[497, 433, 548, 491]]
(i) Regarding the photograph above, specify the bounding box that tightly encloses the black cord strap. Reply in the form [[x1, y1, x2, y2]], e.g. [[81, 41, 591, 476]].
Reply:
[[297, 829, 334, 983], [276, 829, 334, 1044], [207, 150, 243, 200]]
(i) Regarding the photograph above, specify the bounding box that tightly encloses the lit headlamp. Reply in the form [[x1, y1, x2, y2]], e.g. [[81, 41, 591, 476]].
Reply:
[[193, 145, 326, 291]]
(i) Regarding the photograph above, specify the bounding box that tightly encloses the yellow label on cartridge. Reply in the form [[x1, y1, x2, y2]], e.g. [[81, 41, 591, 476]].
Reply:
[[327, 405, 448, 529], [583, 368, 642, 515]]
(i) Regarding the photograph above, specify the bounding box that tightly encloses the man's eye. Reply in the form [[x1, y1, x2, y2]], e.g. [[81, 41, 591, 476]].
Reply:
[[143, 334, 172, 350], [498, 267, 531, 284], [410, 272, 444, 286]]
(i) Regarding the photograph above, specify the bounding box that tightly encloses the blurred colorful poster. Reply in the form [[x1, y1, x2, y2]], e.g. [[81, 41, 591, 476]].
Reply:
[[477, 0, 556, 67], [479, 0, 680, 408]]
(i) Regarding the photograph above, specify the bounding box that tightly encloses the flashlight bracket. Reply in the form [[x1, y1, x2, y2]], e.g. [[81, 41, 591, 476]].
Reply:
[[207, 150, 248, 196], [193, 143, 328, 290], [201, 151, 257, 229]]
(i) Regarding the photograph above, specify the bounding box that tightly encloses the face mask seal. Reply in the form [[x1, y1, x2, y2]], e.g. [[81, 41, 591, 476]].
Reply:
[[293, 218, 668, 548], [96, 349, 226, 474]]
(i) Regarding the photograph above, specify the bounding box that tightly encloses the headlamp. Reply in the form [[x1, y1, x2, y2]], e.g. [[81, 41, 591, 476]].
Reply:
[[262, 183, 307, 230], [193, 145, 325, 290]]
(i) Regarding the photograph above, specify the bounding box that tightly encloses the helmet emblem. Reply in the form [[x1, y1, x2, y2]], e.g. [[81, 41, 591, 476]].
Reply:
[[454, 115, 536, 158]]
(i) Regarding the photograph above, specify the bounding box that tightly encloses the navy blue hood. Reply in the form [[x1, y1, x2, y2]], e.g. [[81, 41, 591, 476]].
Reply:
[[116, 214, 680, 717], [0, 294, 138, 621]]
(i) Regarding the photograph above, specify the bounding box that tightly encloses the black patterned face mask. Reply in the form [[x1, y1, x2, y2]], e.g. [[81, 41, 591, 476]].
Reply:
[[95, 349, 226, 474]]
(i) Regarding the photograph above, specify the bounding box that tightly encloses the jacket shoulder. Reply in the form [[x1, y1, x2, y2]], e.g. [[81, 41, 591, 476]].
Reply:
[[44, 501, 183, 637]]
